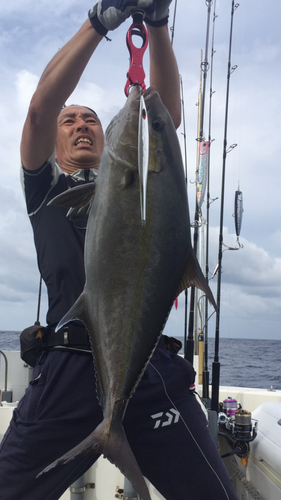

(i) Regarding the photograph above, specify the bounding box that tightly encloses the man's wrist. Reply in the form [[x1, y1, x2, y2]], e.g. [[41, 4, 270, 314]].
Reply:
[[88, 5, 108, 37], [144, 15, 169, 27]]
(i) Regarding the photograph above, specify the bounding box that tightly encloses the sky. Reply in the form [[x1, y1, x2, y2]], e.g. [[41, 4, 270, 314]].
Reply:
[[0, 0, 281, 341]]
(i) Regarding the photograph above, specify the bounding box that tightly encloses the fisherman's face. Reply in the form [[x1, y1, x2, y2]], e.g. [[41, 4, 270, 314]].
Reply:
[[55, 106, 104, 174]]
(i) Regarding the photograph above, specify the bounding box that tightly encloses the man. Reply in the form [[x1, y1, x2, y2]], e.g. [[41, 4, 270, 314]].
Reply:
[[0, 1, 239, 499]]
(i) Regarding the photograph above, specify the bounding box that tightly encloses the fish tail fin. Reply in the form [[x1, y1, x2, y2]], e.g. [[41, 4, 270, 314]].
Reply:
[[56, 292, 88, 332], [37, 418, 151, 500], [178, 249, 217, 311], [103, 419, 151, 500]]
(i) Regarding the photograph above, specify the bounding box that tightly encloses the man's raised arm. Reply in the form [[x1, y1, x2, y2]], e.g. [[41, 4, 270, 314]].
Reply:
[[145, 0, 181, 128], [147, 23, 181, 129], [20, 21, 102, 171], [21, 0, 181, 171]]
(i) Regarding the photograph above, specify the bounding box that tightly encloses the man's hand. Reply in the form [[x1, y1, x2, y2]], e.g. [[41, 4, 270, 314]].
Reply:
[[145, 0, 172, 27], [89, 0, 155, 36]]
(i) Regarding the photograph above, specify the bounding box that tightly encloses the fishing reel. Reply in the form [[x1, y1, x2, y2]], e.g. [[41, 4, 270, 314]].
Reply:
[[218, 398, 258, 460]]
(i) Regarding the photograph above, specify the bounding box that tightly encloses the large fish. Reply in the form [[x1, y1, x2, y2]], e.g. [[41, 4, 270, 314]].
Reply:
[[42, 86, 216, 499]]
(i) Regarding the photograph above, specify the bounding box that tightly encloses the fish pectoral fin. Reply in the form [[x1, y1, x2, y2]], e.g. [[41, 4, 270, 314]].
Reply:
[[56, 292, 89, 332], [119, 167, 135, 189], [176, 249, 217, 311], [48, 183, 96, 209]]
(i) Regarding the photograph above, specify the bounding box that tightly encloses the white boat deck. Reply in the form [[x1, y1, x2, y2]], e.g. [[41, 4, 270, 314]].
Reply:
[[1, 350, 281, 500]]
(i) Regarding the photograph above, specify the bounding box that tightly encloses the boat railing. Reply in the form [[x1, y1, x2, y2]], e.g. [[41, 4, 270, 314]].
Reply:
[[0, 350, 8, 392]]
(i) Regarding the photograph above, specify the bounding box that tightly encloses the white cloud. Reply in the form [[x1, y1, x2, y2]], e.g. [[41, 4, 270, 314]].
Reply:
[[1, 0, 281, 341], [66, 81, 125, 132], [15, 70, 39, 114], [163, 225, 281, 340]]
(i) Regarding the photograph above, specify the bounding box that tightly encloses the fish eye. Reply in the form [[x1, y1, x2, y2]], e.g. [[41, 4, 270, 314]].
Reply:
[[152, 117, 165, 131]]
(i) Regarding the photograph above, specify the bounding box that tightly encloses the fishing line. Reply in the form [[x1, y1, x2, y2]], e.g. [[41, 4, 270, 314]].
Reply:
[[230, 43, 244, 251], [149, 361, 231, 500]]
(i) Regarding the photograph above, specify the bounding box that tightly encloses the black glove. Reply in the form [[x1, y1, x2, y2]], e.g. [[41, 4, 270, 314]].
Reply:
[[89, 0, 155, 36], [144, 0, 171, 27]]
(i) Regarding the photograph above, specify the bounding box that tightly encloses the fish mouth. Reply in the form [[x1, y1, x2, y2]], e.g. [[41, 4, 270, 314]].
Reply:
[[128, 85, 157, 97], [128, 85, 158, 107]]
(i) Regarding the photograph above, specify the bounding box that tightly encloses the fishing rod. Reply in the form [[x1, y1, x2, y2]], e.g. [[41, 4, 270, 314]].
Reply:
[[35, 275, 43, 326], [195, 20, 209, 397], [203, 0, 218, 401], [169, 0, 191, 354], [185, 51, 202, 363], [211, 0, 239, 412], [179, 74, 191, 352], [170, 0, 178, 47], [170, 0, 187, 188], [186, 0, 212, 364], [180, 75, 188, 187]]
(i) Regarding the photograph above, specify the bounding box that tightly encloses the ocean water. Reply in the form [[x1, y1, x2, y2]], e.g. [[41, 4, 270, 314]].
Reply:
[[0, 331, 280, 390]]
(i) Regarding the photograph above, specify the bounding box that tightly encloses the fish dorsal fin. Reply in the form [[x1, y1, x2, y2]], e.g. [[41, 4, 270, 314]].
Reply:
[[48, 183, 96, 209], [56, 292, 89, 332], [176, 249, 217, 310]]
